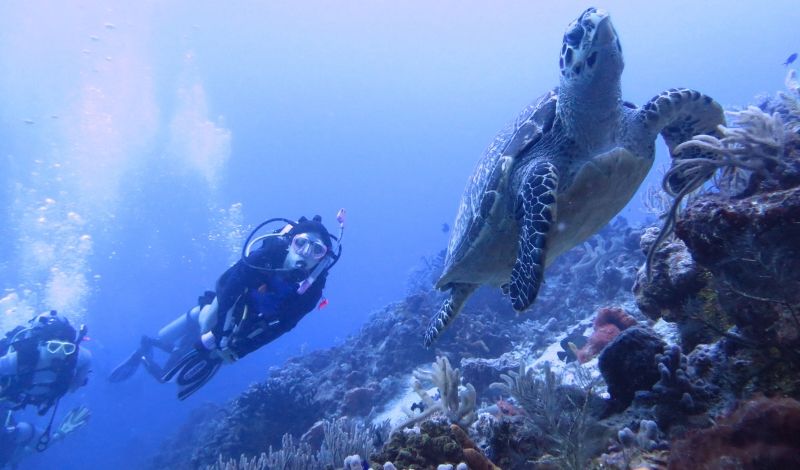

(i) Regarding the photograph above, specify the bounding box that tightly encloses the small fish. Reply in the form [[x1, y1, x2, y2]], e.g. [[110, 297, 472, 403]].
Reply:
[[557, 331, 588, 363], [784, 53, 798, 66], [410, 401, 425, 413], [441, 223, 450, 233]]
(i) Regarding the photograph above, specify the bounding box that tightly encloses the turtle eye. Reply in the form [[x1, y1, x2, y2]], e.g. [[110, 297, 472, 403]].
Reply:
[[565, 24, 584, 47]]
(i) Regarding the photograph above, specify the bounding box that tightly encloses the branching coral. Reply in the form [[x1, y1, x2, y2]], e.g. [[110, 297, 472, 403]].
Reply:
[[317, 417, 377, 467], [569, 237, 625, 280], [206, 433, 318, 470], [396, 356, 477, 431], [491, 363, 562, 436], [207, 453, 269, 470], [206, 418, 383, 470], [634, 344, 716, 429], [263, 434, 319, 470], [640, 176, 674, 218], [490, 362, 603, 470], [669, 106, 786, 196], [597, 420, 668, 470]]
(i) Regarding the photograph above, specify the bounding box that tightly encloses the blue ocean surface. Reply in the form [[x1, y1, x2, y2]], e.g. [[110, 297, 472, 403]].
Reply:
[[0, 1, 796, 468]]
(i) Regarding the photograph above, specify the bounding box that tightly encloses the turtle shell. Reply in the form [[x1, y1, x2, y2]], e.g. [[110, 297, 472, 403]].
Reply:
[[437, 89, 557, 288]]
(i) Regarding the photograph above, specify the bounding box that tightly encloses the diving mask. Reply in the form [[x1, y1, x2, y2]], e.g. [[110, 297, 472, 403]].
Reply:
[[291, 233, 328, 260], [44, 340, 77, 356]]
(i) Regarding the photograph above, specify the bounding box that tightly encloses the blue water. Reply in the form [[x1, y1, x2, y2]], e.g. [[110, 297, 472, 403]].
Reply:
[[0, 1, 796, 468]]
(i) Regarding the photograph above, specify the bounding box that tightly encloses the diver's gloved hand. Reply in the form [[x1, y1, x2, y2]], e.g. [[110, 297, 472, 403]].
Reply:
[[54, 405, 90, 440], [212, 347, 238, 364], [195, 331, 237, 364]]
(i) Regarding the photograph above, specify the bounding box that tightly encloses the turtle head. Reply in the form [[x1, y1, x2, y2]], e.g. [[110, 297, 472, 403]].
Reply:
[[559, 8, 623, 91]]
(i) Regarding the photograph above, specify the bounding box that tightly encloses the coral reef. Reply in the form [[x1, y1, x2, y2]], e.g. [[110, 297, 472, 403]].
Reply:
[[633, 344, 716, 432], [645, 85, 800, 279], [371, 420, 498, 469], [152, 215, 648, 469], [460, 354, 520, 402], [396, 356, 477, 431], [572, 307, 637, 364], [668, 396, 800, 469], [598, 326, 666, 412], [158, 71, 800, 470], [676, 187, 800, 310], [596, 419, 669, 470], [634, 227, 708, 324], [205, 417, 379, 470], [491, 363, 610, 469]]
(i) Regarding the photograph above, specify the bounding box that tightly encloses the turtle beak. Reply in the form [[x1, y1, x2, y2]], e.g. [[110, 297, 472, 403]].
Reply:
[[593, 14, 616, 46]]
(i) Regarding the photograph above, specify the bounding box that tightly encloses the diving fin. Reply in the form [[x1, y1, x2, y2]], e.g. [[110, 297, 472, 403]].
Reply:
[[177, 359, 222, 400], [162, 348, 223, 400], [108, 350, 143, 383]]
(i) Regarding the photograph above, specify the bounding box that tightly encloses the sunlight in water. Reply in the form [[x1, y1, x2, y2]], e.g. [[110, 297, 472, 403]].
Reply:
[[2, 5, 233, 327]]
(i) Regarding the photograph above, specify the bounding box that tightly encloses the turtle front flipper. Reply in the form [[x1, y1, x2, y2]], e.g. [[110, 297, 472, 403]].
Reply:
[[424, 283, 477, 348], [510, 161, 559, 312], [638, 88, 725, 194]]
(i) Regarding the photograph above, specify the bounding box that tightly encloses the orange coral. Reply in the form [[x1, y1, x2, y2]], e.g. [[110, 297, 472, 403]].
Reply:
[[575, 307, 637, 363], [463, 448, 501, 470], [450, 424, 501, 470], [450, 423, 477, 450], [495, 398, 523, 417]]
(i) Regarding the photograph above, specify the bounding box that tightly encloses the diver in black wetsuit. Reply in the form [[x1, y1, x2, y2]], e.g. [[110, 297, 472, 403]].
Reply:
[[109, 212, 344, 400]]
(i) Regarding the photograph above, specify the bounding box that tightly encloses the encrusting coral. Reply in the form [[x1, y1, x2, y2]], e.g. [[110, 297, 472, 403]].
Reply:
[[371, 419, 499, 470], [668, 396, 800, 469]]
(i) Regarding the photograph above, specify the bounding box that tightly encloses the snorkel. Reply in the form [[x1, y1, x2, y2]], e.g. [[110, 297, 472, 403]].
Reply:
[[240, 209, 345, 293]]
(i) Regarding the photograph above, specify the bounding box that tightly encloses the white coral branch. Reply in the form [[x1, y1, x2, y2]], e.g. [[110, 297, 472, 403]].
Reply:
[[394, 356, 477, 432]]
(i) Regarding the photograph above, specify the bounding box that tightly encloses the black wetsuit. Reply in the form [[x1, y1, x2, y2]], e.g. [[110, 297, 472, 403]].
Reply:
[[211, 235, 326, 359]]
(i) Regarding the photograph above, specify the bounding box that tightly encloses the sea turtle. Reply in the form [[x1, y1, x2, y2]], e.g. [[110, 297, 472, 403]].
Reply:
[[424, 7, 725, 347]]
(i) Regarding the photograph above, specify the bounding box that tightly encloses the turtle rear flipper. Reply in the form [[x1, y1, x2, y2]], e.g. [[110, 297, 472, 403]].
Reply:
[[510, 161, 559, 311], [424, 283, 477, 348], [638, 88, 725, 194]]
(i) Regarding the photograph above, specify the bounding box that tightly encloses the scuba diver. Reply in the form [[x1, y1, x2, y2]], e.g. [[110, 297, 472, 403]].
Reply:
[[0, 310, 91, 451], [0, 405, 90, 468], [109, 211, 345, 400]]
